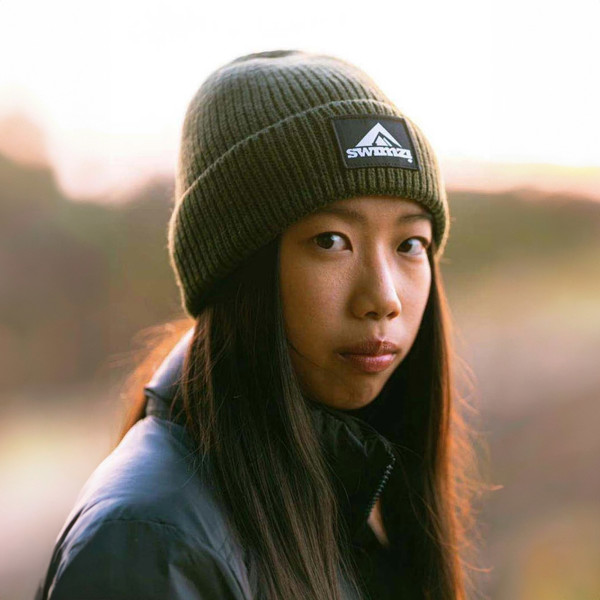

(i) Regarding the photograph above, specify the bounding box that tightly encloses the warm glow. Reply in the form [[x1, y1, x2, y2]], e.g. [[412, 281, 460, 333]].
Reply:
[[0, 0, 598, 200]]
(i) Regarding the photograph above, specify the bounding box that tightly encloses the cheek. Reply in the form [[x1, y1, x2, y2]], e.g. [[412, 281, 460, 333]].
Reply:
[[412, 265, 431, 302], [280, 262, 343, 351], [406, 265, 432, 328]]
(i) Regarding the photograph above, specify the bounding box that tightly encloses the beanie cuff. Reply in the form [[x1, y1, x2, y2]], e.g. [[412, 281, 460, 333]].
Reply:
[[169, 98, 448, 317]]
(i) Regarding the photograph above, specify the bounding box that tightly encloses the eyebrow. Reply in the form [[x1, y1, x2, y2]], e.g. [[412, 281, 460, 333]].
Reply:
[[311, 205, 433, 225]]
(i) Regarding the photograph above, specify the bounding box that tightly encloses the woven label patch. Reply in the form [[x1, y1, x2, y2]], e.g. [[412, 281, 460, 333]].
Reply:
[[331, 115, 420, 171]]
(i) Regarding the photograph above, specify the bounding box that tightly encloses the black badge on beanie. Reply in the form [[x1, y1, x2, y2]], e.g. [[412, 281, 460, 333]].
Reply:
[[331, 115, 421, 171]]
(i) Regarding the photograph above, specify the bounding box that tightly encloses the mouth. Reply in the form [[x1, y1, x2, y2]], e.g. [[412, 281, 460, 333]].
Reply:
[[336, 338, 400, 356], [337, 352, 397, 374]]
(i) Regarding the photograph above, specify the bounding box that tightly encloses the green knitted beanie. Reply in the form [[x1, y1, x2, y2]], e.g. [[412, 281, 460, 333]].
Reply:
[[168, 49, 450, 318]]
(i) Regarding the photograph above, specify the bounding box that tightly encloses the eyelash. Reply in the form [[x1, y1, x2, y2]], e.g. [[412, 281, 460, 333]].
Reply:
[[312, 232, 431, 255]]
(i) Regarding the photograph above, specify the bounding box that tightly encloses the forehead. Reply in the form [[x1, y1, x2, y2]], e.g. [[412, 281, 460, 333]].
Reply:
[[306, 195, 432, 225]]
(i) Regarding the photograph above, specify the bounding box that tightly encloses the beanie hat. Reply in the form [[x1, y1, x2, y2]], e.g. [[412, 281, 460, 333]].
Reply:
[[168, 49, 450, 318]]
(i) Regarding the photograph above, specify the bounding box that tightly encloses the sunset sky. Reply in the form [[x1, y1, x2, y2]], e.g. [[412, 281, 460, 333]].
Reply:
[[0, 0, 598, 201]]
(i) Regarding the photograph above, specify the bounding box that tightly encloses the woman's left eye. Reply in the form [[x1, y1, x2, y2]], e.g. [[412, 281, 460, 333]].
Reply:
[[398, 237, 430, 256]]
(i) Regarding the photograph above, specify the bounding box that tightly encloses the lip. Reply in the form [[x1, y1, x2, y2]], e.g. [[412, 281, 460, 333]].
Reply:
[[337, 339, 400, 356], [336, 338, 400, 374], [337, 352, 397, 373]]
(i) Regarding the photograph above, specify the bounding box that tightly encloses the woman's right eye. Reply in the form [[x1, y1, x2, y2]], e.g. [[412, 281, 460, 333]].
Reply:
[[313, 232, 348, 251]]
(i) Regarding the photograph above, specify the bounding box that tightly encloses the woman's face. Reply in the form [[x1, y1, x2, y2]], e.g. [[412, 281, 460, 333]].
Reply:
[[279, 195, 432, 411]]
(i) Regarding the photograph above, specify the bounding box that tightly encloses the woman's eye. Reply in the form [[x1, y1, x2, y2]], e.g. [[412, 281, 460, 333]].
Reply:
[[313, 232, 347, 251], [398, 237, 430, 256], [312, 233, 430, 255]]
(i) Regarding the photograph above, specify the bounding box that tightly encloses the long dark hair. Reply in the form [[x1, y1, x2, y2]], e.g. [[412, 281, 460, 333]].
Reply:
[[117, 230, 489, 600]]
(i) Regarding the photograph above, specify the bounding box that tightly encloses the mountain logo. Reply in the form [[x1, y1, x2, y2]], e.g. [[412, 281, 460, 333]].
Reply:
[[349, 122, 413, 161], [330, 116, 420, 171]]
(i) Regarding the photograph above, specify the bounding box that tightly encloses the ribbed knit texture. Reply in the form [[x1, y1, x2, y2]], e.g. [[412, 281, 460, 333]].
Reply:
[[168, 49, 450, 318]]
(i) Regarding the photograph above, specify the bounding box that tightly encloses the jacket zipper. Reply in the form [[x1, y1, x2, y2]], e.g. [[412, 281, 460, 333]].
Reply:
[[363, 451, 396, 521]]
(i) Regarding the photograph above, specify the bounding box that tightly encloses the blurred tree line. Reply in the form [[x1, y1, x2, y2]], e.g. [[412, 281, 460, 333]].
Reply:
[[1, 151, 599, 395], [0, 153, 181, 392]]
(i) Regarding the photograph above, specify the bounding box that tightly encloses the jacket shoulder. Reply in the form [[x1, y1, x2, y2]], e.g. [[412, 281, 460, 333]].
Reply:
[[37, 416, 251, 599], [63, 416, 234, 550], [39, 517, 248, 600]]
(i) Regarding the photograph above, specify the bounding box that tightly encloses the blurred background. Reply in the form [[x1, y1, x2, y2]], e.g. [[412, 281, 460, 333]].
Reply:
[[1, 0, 598, 599]]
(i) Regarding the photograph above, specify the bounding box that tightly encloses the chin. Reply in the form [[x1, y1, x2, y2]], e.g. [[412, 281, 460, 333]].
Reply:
[[331, 396, 375, 411]]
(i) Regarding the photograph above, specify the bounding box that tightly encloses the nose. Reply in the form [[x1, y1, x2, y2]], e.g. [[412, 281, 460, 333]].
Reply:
[[350, 251, 402, 320]]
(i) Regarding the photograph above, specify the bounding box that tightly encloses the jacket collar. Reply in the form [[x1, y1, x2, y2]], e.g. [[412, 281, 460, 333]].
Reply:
[[143, 327, 397, 538]]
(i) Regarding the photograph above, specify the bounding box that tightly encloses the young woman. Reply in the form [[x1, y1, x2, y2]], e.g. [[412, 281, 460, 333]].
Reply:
[[36, 50, 484, 600]]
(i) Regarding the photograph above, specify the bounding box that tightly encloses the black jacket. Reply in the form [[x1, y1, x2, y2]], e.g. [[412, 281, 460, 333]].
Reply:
[[35, 328, 410, 599]]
